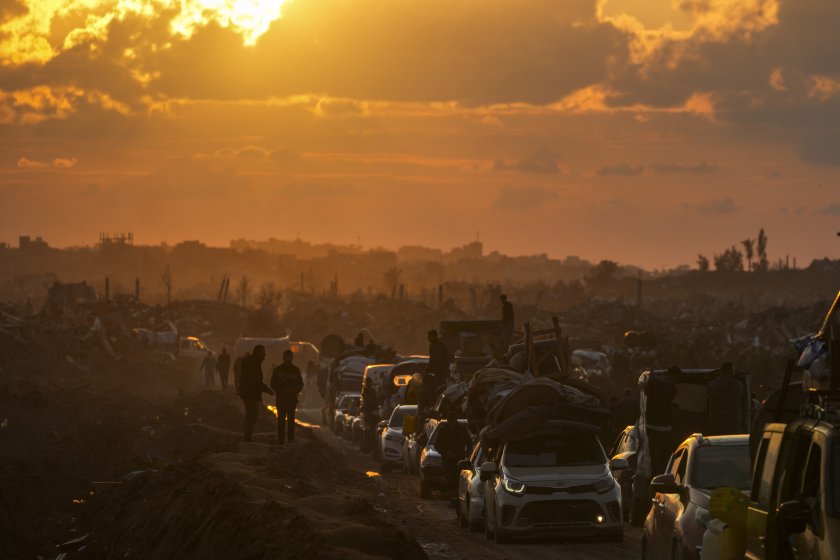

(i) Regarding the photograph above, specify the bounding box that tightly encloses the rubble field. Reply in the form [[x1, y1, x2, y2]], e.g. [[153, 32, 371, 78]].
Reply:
[[0, 356, 425, 560]]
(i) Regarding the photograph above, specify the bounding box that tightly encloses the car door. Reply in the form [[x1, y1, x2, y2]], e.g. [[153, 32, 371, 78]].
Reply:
[[652, 448, 686, 558], [459, 444, 479, 508], [747, 431, 784, 560], [791, 437, 825, 559]]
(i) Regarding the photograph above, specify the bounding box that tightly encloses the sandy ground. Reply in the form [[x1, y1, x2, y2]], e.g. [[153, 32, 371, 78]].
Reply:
[[297, 408, 644, 560]]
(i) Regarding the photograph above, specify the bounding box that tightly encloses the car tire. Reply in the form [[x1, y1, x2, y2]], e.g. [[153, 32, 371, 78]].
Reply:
[[630, 496, 648, 527], [420, 478, 431, 499]]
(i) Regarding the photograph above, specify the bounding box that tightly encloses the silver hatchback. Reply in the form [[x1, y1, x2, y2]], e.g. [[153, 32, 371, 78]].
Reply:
[[481, 429, 625, 544]]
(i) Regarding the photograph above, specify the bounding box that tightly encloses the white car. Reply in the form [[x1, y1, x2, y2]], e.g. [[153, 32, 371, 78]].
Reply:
[[481, 429, 625, 544], [333, 393, 360, 435], [378, 405, 417, 472], [457, 441, 486, 532]]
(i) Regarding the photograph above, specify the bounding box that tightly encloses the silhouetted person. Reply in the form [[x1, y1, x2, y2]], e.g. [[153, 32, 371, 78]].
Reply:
[[239, 345, 273, 442], [435, 410, 471, 490], [361, 381, 379, 452], [423, 329, 449, 410], [612, 388, 639, 437], [200, 350, 215, 388], [216, 347, 231, 390], [646, 368, 678, 475], [270, 349, 303, 444], [707, 362, 744, 436], [500, 294, 515, 348]]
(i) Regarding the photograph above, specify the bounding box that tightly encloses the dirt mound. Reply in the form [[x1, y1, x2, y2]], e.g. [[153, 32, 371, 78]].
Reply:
[[84, 460, 425, 560]]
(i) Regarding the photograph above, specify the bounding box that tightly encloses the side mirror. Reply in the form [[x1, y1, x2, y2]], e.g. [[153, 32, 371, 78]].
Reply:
[[457, 459, 472, 472], [377, 420, 388, 430], [650, 473, 681, 496], [610, 458, 629, 470], [778, 500, 809, 536], [479, 461, 498, 482]]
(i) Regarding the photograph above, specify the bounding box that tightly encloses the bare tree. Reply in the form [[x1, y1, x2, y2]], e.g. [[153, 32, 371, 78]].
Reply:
[[235, 275, 251, 307], [741, 238, 755, 272], [697, 254, 710, 272], [160, 265, 173, 305], [756, 229, 769, 272]]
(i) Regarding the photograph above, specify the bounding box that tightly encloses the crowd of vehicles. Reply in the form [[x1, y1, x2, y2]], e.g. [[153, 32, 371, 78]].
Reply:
[[316, 294, 840, 557]]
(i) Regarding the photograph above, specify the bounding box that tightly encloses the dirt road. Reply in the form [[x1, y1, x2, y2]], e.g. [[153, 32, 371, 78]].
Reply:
[[300, 409, 643, 560]]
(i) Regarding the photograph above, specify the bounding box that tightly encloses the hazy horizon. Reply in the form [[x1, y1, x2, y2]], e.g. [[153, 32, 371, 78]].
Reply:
[[3, 0, 840, 269]]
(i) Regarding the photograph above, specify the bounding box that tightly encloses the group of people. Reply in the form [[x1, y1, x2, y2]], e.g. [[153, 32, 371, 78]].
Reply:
[[198, 348, 231, 390]]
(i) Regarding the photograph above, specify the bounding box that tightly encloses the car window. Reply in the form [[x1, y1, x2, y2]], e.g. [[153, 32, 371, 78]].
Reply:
[[610, 433, 625, 456], [801, 442, 822, 500], [780, 431, 813, 502], [503, 433, 606, 468], [691, 445, 751, 490]]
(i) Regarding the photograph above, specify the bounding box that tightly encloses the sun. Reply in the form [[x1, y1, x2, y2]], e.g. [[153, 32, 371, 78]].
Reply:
[[170, 0, 292, 46]]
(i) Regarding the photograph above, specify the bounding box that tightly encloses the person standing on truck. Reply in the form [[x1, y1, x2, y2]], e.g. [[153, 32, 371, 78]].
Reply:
[[200, 350, 215, 388], [270, 349, 303, 444], [500, 294, 515, 348], [707, 362, 744, 436], [646, 368, 678, 475], [216, 347, 231, 391], [239, 345, 274, 442], [435, 410, 471, 491], [423, 330, 449, 410]]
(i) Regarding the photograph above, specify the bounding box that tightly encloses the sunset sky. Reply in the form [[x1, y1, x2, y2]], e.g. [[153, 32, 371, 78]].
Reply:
[[1, 0, 839, 268]]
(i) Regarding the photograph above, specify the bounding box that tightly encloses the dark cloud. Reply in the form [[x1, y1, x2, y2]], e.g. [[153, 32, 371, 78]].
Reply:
[[651, 162, 718, 174], [494, 148, 561, 174], [682, 198, 738, 214], [596, 163, 644, 176], [818, 203, 840, 215], [0, 0, 25, 23], [491, 186, 559, 211], [795, 133, 840, 166]]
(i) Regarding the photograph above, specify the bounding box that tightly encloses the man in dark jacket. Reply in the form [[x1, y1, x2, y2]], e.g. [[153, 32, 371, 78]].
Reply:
[[435, 410, 471, 490], [270, 349, 303, 444], [216, 347, 231, 391], [239, 345, 273, 442]]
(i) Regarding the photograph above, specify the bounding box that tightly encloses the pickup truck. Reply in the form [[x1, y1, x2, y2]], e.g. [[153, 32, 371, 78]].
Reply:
[[745, 416, 839, 559]]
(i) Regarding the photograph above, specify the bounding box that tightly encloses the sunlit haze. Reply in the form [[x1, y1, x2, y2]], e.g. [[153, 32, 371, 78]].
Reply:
[[2, 0, 839, 268]]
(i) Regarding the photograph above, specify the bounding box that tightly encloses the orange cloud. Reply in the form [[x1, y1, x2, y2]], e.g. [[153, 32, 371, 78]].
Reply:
[[16, 156, 77, 169]]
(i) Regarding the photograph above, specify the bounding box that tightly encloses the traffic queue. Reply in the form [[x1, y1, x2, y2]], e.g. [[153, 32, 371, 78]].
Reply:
[[318, 293, 840, 559]]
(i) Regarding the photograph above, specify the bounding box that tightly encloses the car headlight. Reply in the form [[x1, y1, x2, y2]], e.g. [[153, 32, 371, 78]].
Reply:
[[593, 475, 615, 494], [502, 474, 526, 495]]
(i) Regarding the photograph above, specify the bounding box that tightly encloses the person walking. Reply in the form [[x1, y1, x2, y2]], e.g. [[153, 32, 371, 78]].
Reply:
[[500, 294, 515, 348], [239, 345, 273, 442], [270, 349, 303, 444], [200, 350, 215, 388], [216, 347, 231, 391]]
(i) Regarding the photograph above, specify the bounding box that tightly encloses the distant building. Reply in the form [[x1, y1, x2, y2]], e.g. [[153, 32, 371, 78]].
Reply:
[[19, 235, 49, 251]]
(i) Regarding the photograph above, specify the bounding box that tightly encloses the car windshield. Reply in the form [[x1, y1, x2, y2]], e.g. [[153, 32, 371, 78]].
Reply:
[[691, 445, 751, 490], [340, 376, 362, 393], [389, 407, 415, 427], [504, 433, 606, 468]]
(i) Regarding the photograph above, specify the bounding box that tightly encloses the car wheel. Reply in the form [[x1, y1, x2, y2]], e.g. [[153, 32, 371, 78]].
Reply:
[[630, 496, 648, 527], [420, 478, 431, 499]]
